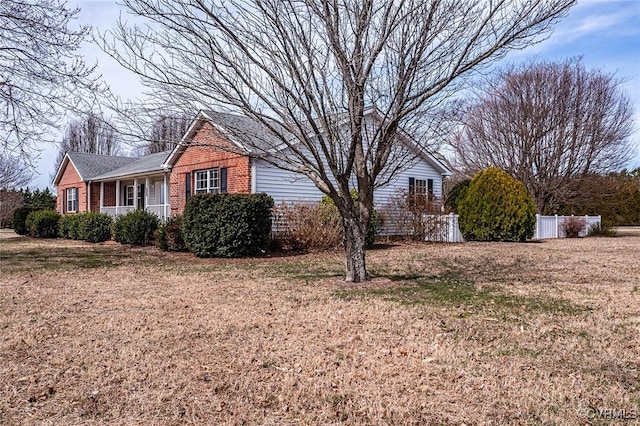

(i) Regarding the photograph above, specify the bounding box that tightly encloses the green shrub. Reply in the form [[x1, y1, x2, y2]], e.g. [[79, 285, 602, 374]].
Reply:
[[25, 209, 60, 238], [183, 193, 274, 257], [13, 206, 40, 235], [58, 214, 82, 239], [444, 179, 471, 213], [79, 212, 113, 243], [156, 215, 187, 251], [587, 222, 616, 237], [458, 167, 536, 242], [112, 209, 159, 246]]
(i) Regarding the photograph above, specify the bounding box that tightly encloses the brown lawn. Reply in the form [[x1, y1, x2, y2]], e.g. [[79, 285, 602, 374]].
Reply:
[[1, 231, 639, 425]]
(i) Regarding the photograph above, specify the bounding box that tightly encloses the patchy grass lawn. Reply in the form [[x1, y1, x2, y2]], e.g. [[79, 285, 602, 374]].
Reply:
[[1, 234, 639, 425]]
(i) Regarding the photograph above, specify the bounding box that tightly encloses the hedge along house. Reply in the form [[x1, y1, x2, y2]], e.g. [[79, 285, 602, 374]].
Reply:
[[163, 110, 452, 214], [53, 151, 173, 220]]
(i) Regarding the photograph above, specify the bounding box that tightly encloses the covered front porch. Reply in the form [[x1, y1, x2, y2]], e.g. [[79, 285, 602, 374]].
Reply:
[[95, 173, 171, 221]]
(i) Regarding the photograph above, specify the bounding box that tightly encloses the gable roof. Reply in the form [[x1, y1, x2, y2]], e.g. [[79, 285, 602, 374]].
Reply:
[[53, 152, 136, 185], [91, 150, 172, 181], [165, 110, 452, 176]]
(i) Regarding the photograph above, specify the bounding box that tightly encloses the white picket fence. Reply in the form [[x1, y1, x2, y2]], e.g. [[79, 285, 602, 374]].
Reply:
[[378, 212, 600, 242]]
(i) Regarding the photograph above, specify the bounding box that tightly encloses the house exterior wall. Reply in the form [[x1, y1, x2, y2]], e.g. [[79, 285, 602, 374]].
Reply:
[[103, 182, 116, 207], [56, 162, 88, 214], [89, 182, 101, 211], [254, 156, 445, 206], [254, 158, 324, 203], [374, 158, 444, 204], [170, 122, 251, 215]]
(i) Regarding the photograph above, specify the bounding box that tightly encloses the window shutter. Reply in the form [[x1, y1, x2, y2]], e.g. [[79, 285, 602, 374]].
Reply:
[[427, 179, 433, 194], [408, 177, 415, 195], [185, 172, 191, 201], [220, 168, 227, 193], [62, 189, 67, 214], [75, 187, 79, 211]]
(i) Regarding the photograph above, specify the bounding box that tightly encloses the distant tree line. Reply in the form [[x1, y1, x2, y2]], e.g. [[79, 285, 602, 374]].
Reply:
[[0, 187, 56, 228]]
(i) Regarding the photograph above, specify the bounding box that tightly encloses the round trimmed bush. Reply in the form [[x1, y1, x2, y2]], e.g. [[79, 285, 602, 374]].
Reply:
[[112, 209, 159, 246], [25, 209, 60, 238], [58, 214, 82, 239], [458, 167, 536, 242], [79, 212, 113, 242], [183, 193, 274, 257]]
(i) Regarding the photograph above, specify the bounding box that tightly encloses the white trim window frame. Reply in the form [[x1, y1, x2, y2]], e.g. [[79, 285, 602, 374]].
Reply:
[[66, 187, 78, 212], [125, 185, 135, 206], [195, 168, 220, 194], [413, 179, 427, 196]]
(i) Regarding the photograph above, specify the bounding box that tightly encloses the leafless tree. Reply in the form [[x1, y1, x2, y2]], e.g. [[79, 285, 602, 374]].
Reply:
[[140, 114, 191, 155], [0, 0, 106, 158], [0, 154, 31, 189], [451, 58, 636, 214], [102, 0, 574, 282], [53, 113, 123, 174]]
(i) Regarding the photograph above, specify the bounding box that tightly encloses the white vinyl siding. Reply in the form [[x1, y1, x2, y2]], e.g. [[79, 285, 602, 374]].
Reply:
[[375, 160, 443, 204], [254, 156, 444, 206]]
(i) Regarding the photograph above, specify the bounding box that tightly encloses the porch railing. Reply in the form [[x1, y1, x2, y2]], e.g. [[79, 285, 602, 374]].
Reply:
[[100, 204, 170, 221]]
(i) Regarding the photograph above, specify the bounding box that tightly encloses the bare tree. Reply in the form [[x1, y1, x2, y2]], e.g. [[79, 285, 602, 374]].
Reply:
[[0, 154, 31, 189], [102, 0, 574, 282], [53, 113, 123, 174], [451, 58, 635, 214], [141, 114, 191, 155], [0, 0, 105, 157]]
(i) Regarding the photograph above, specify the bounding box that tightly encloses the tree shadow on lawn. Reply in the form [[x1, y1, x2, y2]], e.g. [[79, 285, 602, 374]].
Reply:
[[0, 245, 142, 273], [334, 271, 590, 317]]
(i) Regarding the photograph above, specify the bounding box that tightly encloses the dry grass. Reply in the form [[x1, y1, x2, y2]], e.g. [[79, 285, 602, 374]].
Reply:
[[1, 232, 640, 425]]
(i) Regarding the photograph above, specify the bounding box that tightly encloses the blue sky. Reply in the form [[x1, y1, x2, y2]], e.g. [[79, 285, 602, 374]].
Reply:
[[32, 0, 640, 189]]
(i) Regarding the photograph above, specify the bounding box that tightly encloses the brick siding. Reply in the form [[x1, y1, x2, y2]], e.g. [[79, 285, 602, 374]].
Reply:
[[56, 162, 88, 214], [170, 122, 251, 215]]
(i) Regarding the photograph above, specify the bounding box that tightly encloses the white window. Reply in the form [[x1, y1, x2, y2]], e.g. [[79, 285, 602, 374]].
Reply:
[[125, 185, 135, 206], [413, 179, 427, 196], [195, 168, 220, 194], [66, 188, 78, 212], [158, 182, 166, 204]]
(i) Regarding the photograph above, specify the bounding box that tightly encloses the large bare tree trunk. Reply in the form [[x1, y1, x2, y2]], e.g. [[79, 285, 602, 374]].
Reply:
[[342, 214, 368, 283]]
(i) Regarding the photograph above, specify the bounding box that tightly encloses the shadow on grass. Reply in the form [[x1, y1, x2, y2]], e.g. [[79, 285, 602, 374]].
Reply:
[[335, 271, 589, 316], [0, 246, 131, 273]]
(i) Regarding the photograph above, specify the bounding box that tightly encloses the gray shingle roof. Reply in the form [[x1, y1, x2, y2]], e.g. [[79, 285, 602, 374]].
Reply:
[[91, 150, 172, 180], [67, 152, 137, 181], [202, 110, 288, 152]]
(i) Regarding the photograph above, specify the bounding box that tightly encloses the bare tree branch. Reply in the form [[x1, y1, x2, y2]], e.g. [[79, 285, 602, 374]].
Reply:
[[0, 0, 107, 158], [451, 58, 636, 214], [100, 0, 575, 282]]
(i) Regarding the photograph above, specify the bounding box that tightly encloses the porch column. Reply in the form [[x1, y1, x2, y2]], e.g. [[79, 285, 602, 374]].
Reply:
[[134, 178, 139, 209], [163, 172, 169, 219], [145, 176, 150, 210], [100, 182, 104, 213], [115, 180, 120, 215]]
